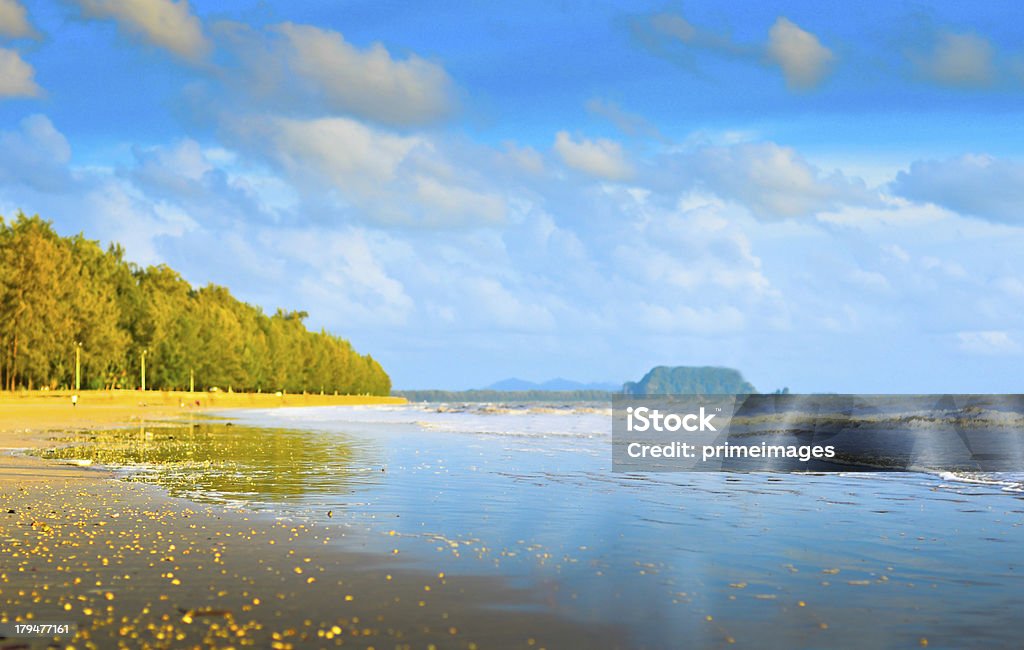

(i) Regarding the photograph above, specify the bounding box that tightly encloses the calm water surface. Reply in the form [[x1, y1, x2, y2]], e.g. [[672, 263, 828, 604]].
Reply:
[[42, 403, 1024, 648]]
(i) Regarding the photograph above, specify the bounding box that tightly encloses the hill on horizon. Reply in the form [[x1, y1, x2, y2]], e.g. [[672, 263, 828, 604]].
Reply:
[[622, 366, 757, 395]]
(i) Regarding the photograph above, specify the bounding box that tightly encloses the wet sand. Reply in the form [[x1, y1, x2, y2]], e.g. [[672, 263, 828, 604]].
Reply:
[[0, 390, 403, 484], [0, 393, 626, 649], [0, 480, 623, 649]]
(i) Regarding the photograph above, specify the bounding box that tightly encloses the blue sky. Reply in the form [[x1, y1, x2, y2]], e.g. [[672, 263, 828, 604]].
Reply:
[[2, 0, 1024, 391]]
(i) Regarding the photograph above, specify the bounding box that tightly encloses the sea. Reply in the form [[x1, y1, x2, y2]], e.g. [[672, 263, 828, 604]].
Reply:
[[42, 401, 1024, 648]]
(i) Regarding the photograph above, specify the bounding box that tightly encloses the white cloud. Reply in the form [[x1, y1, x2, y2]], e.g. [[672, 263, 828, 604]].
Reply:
[[75, 0, 210, 62], [271, 228, 415, 327], [464, 277, 556, 332], [133, 139, 213, 188], [684, 141, 875, 219], [0, 47, 40, 97], [891, 154, 1024, 223], [613, 196, 773, 297], [767, 17, 834, 89], [0, 0, 34, 38], [957, 331, 1021, 355], [0, 114, 70, 190], [86, 179, 199, 265], [911, 31, 994, 87], [637, 11, 834, 90], [255, 116, 421, 198], [635, 303, 745, 334], [553, 131, 632, 181], [816, 196, 951, 227], [414, 176, 505, 225], [228, 115, 509, 227], [273, 22, 454, 126]]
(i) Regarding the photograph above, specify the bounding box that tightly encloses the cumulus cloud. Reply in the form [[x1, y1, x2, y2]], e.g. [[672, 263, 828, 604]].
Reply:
[[767, 17, 834, 89], [891, 154, 1024, 223], [74, 0, 210, 62], [255, 116, 421, 197], [612, 196, 772, 294], [0, 47, 40, 97], [911, 31, 995, 87], [124, 139, 292, 227], [85, 179, 200, 265], [635, 11, 833, 89], [269, 228, 415, 327], [0, 0, 35, 38], [681, 142, 875, 219], [413, 176, 505, 225], [0, 114, 71, 190], [553, 131, 632, 181], [228, 115, 507, 227], [271, 23, 455, 126], [214, 21, 456, 127], [463, 277, 556, 332]]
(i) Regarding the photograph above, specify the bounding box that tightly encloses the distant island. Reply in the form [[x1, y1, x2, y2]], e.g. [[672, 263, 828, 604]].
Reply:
[[0, 214, 391, 395], [622, 366, 757, 395], [396, 366, 761, 402]]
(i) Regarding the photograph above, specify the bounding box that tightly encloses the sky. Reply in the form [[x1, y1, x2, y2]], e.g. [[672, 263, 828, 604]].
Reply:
[[1, 0, 1023, 391]]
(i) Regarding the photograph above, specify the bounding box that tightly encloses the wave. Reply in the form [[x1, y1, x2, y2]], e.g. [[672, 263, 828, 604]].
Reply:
[[936, 471, 1024, 493]]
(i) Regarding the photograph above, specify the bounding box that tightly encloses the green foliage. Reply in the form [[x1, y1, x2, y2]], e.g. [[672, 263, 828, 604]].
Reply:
[[0, 213, 390, 394], [622, 366, 757, 395]]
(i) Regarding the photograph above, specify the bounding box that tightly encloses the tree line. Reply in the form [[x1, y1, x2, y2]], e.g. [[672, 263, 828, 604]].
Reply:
[[0, 213, 391, 395]]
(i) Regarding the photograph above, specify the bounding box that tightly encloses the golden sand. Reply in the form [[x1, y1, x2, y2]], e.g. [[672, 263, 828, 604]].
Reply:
[[0, 390, 403, 484]]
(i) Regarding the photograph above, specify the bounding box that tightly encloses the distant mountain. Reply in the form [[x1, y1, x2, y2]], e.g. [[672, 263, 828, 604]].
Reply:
[[622, 366, 756, 395], [485, 377, 621, 392]]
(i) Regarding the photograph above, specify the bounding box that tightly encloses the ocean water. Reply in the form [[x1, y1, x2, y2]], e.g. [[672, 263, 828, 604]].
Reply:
[[42, 402, 1024, 648]]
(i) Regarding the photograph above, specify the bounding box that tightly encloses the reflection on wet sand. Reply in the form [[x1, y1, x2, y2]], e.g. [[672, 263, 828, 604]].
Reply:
[[40, 421, 382, 504], [0, 479, 627, 649]]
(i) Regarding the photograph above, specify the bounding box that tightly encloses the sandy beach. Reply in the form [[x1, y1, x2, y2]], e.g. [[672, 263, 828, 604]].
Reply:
[[0, 392, 621, 650], [0, 391, 403, 485]]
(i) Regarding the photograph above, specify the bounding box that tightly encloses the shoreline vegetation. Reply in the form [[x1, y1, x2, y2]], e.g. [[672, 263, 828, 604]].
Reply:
[[0, 214, 391, 396]]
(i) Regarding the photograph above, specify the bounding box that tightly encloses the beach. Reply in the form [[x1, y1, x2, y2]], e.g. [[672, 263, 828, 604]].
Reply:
[[0, 392, 625, 649], [5, 397, 1024, 649]]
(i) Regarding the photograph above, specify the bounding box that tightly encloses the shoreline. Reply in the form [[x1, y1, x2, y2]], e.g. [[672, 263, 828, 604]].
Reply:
[[0, 394, 626, 649], [0, 390, 405, 484]]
